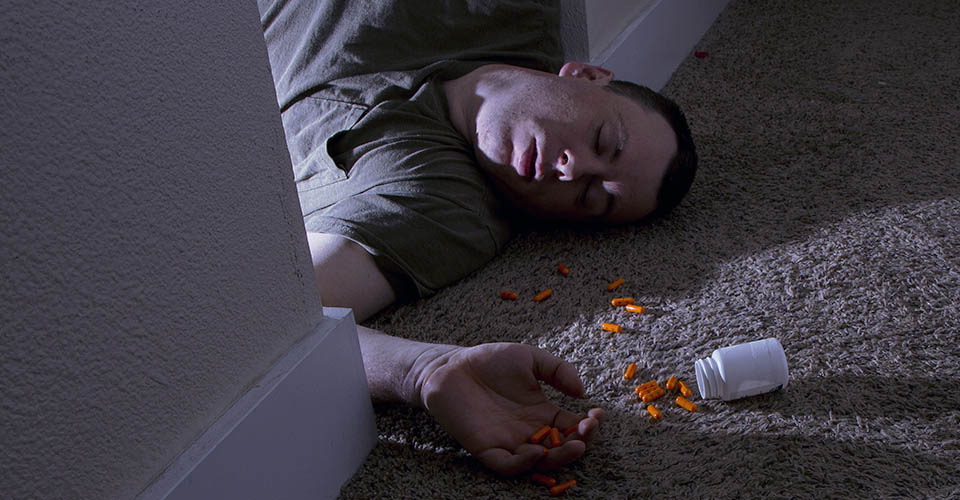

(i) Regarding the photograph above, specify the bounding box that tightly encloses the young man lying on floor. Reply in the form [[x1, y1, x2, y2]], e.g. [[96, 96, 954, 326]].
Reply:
[[257, 0, 697, 475]]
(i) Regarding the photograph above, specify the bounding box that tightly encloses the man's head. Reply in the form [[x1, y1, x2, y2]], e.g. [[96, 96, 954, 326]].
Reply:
[[443, 62, 697, 224]]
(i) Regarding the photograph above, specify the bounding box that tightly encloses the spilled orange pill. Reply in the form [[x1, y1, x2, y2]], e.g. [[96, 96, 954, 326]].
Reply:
[[624, 362, 638, 379], [665, 375, 678, 390], [531, 473, 557, 487], [678, 380, 692, 397], [529, 425, 551, 443], [557, 264, 569, 276], [499, 291, 518, 300], [647, 404, 662, 420], [601, 322, 622, 333], [611, 297, 635, 306], [550, 479, 576, 496], [533, 289, 553, 302], [607, 277, 625, 291], [640, 387, 665, 403], [635, 380, 659, 395], [549, 427, 563, 448], [625, 304, 645, 314], [676, 396, 698, 412]]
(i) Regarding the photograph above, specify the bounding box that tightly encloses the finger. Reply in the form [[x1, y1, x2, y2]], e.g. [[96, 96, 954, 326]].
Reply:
[[536, 440, 586, 471], [475, 445, 545, 477], [578, 407, 604, 438], [529, 347, 585, 398], [554, 407, 604, 441], [587, 407, 605, 422], [574, 413, 602, 445]]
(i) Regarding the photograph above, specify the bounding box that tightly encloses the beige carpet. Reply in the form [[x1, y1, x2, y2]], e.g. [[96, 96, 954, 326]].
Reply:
[[340, 0, 960, 497]]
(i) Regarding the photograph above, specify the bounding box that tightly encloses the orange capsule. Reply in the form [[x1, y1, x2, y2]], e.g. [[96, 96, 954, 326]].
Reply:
[[625, 304, 645, 314], [665, 376, 678, 390], [635, 380, 659, 394], [637, 382, 662, 395], [637, 387, 659, 398], [533, 288, 553, 302], [529, 424, 551, 443], [623, 362, 638, 380], [641, 387, 665, 403], [610, 297, 635, 307], [676, 396, 698, 412], [678, 380, 692, 397], [499, 291, 518, 300], [531, 473, 557, 487], [601, 322, 622, 333], [606, 277, 625, 291], [549, 427, 563, 448], [647, 404, 662, 420], [550, 479, 576, 496], [562, 424, 578, 437], [557, 264, 570, 276]]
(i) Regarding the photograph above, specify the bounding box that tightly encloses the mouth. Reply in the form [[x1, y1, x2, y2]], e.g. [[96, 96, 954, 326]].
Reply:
[[516, 138, 537, 182]]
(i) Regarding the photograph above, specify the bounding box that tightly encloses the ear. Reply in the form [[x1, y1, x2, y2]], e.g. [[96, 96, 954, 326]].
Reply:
[[558, 62, 614, 85]]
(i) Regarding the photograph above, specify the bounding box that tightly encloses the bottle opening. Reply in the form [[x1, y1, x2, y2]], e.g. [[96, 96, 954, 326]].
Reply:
[[694, 357, 720, 399]]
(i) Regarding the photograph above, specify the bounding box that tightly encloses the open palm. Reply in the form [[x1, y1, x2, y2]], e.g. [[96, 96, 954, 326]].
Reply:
[[419, 342, 604, 476]]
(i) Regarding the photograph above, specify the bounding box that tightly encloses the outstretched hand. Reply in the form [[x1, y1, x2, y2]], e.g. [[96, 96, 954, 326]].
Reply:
[[417, 342, 604, 476]]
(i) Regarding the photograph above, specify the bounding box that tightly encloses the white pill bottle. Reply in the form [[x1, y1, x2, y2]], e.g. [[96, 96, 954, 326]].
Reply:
[[694, 337, 789, 401]]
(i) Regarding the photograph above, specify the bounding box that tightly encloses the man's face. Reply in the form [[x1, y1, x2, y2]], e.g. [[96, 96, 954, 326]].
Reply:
[[463, 63, 677, 223]]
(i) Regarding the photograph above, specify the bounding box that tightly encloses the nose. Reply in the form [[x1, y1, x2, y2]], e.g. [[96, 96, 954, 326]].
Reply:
[[554, 147, 604, 181]]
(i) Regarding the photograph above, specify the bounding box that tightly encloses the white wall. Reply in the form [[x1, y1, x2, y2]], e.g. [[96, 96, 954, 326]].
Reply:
[[585, 0, 661, 62], [0, 2, 323, 499], [562, 1, 729, 90], [597, 0, 730, 90]]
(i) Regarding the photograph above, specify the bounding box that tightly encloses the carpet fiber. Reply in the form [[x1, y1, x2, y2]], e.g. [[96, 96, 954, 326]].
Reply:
[[339, 0, 959, 497]]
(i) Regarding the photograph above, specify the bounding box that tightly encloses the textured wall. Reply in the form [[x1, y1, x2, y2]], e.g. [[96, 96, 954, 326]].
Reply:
[[559, 0, 589, 62], [0, 1, 322, 499]]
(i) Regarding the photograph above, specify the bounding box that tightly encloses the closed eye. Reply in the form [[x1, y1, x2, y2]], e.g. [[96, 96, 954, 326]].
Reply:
[[594, 124, 603, 155]]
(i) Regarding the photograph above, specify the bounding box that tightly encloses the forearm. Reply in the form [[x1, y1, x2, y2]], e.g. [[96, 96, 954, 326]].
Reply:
[[357, 325, 458, 406], [305, 232, 460, 405]]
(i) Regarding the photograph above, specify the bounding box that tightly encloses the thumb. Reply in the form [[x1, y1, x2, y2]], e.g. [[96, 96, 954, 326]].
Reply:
[[529, 346, 585, 398]]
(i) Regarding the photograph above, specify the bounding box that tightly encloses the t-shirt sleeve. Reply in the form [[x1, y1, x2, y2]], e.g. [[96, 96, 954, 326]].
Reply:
[[304, 185, 509, 300], [294, 88, 512, 300]]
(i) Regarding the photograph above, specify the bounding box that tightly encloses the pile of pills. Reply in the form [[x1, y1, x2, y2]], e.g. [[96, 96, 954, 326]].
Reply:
[[498, 265, 702, 495], [626, 372, 699, 419]]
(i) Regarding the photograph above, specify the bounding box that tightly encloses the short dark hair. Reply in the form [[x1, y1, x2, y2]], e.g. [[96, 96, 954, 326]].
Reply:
[[604, 80, 697, 220]]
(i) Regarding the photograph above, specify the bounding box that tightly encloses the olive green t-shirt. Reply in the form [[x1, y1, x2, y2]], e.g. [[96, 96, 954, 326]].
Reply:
[[258, 0, 562, 298]]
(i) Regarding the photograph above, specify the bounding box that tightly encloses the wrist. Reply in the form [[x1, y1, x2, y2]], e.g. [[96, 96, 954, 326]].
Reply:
[[357, 326, 458, 407], [401, 344, 460, 408]]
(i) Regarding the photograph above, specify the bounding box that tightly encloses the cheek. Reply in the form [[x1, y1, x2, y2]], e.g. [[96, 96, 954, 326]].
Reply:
[[474, 111, 521, 164]]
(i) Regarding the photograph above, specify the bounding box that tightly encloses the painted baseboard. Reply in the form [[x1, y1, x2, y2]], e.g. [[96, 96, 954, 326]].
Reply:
[[138, 307, 376, 500], [594, 0, 731, 91]]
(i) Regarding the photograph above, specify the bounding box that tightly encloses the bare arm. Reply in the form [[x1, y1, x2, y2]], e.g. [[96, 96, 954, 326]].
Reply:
[[306, 232, 394, 324], [306, 232, 442, 403], [306, 231, 604, 475]]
